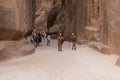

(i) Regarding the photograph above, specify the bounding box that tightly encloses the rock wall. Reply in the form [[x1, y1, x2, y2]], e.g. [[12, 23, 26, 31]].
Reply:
[[85, 0, 120, 55], [0, 38, 35, 61], [35, 0, 120, 66], [0, 0, 35, 61], [36, 0, 88, 40], [47, 0, 77, 39], [46, 0, 120, 55], [0, 0, 120, 61], [105, 0, 120, 54], [35, 0, 53, 31], [106, 0, 120, 66], [0, 0, 35, 40]]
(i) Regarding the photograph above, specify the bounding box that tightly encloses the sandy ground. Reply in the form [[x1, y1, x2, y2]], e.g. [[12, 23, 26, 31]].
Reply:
[[0, 39, 120, 80]]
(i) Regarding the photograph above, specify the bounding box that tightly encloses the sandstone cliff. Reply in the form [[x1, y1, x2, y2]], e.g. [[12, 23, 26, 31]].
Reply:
[[0, 0, 120, 64], [35, 0, 120, 55], [0, 0, 35, 40], [0, 0, 35, 61]]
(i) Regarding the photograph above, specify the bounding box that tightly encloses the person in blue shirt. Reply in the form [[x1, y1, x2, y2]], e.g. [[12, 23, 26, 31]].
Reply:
[[34, 33, 39, 47]]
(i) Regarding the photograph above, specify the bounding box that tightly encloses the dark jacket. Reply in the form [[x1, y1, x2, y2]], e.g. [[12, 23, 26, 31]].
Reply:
[[57, 35, 64, 44], [71, 35, 77, 42]]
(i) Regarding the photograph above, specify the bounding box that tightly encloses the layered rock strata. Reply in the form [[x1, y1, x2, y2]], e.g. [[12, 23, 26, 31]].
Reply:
[[0, 0, 35, 61], [0, 0, 35, 40]]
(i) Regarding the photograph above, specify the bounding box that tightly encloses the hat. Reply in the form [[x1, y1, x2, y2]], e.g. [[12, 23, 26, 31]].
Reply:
[[72, 33, 74, 35], [59, 33, 62, 36]]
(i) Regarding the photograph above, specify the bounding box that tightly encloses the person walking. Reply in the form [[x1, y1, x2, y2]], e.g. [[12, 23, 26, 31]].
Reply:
[[71, 33, 77, 50], [38, 32, 42, 46], [34, 33, 39, 47], [57, 33, 64, 51], [46, 34, 51, 46]]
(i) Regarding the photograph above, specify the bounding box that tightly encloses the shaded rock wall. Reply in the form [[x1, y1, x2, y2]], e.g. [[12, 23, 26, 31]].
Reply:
[[35, 0, 53, 31], [47, 0, 77, 39], [36, 0, 87, 39]]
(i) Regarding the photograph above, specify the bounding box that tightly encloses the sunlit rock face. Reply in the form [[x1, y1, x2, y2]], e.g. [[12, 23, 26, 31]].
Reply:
[[105, 0, 120, 54], [0, 0, 35, 61], [85, 0, 120, 55], [0, 0, 120, 61], [0, 0, 35, 40], [107, 0, 120, 66]]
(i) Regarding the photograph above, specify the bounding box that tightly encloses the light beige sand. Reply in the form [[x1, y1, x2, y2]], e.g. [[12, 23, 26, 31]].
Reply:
[[0, 40, 120, 80]]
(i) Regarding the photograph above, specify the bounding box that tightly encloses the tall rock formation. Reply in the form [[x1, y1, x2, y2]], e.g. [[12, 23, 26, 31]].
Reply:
[[105, 0, 120, 54], [0, 0, 35, 61], [46, 0, 120, 56], [0, 0, 120, 63], [47, 0, 77, 39], [84, 0, 120, 55], [35, 0, 53, 31], [0, 0, 35, 40]]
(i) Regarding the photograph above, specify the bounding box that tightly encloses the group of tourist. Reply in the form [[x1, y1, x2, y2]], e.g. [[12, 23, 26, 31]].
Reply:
[[31, 32, 51, 47], [31, 31, 77, 51]]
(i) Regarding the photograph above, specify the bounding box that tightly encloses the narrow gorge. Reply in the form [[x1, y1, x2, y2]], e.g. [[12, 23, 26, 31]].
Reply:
[[0, 0, 120, 65]]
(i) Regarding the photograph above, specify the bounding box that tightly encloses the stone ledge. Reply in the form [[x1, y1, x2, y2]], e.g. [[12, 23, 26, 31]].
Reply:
[[0, 38, 35, 61]]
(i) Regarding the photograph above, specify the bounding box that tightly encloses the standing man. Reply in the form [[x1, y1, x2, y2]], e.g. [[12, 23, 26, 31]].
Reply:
[[71, 33, 77, 50], [57, 33, 64, 51]]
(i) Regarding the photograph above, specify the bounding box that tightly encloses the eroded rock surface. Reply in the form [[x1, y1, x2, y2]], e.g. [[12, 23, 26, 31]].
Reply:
[[0, 38, 35, 61], [45, 0, 120, 56], [0, 0, 35, 40], [85, 0, 120, 55], [0, 0, 120, 62], [0, 0, 35, 61], [35, 0, 53, 31]]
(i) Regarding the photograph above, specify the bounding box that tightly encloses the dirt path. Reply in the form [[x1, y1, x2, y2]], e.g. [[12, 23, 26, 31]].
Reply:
[[0, 40, 120, 80]]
